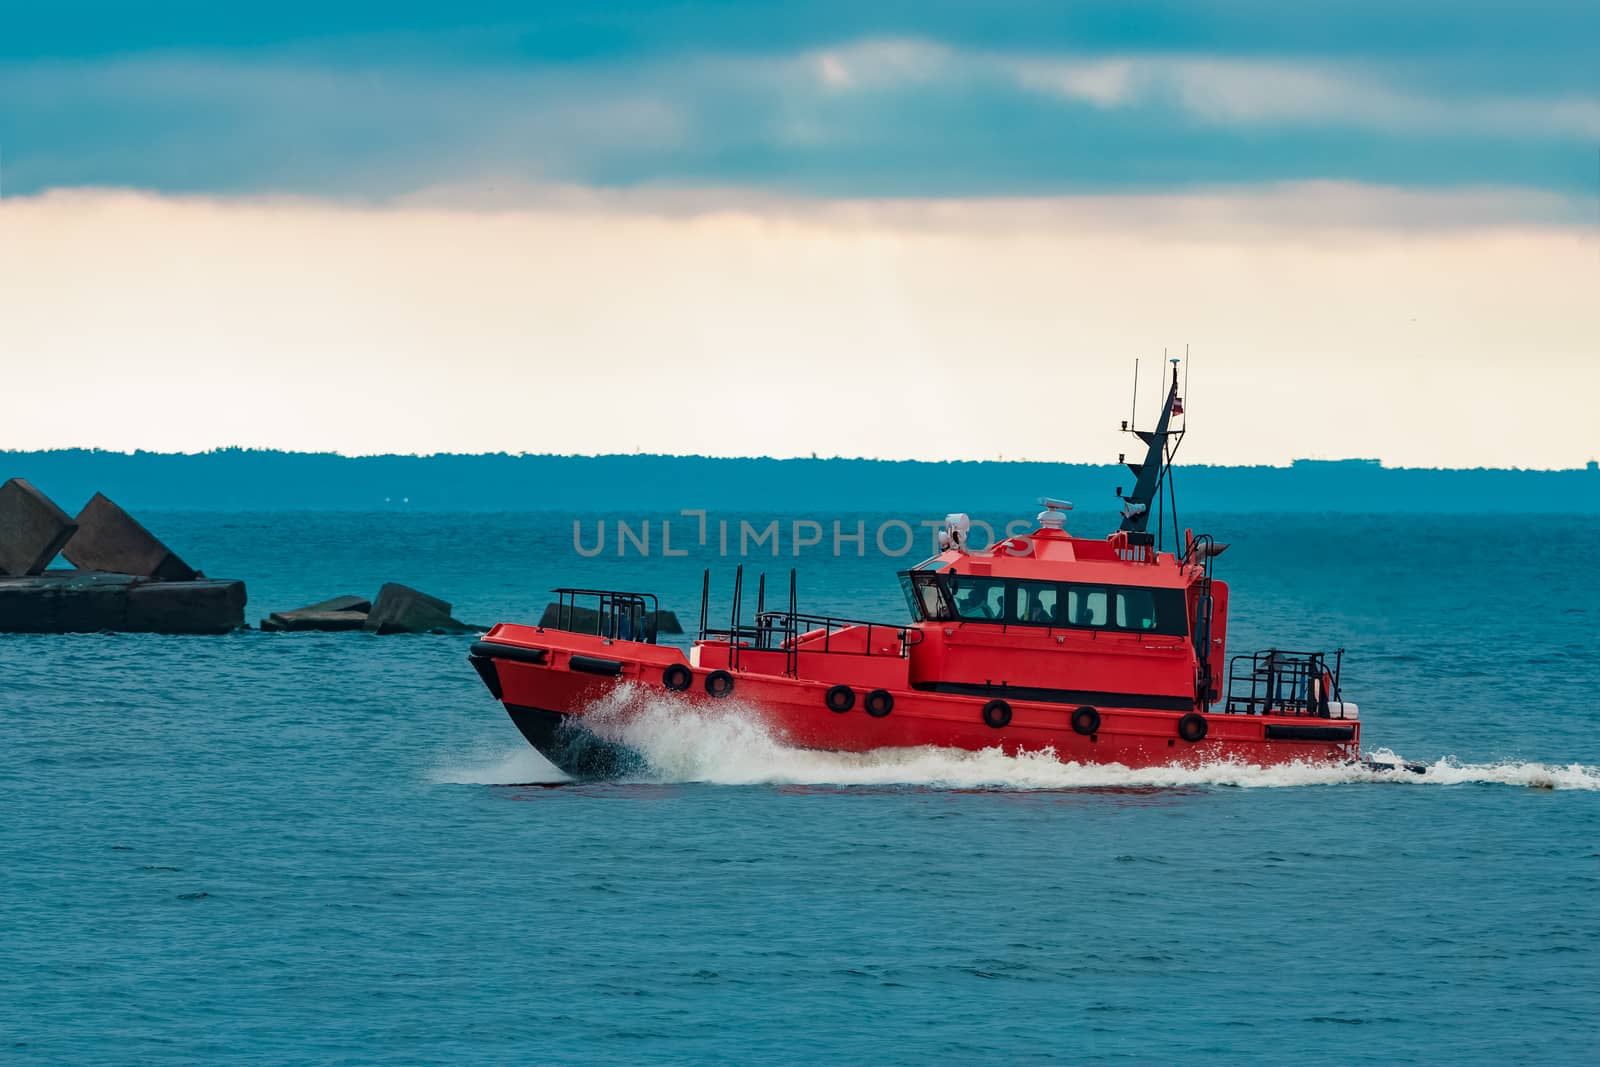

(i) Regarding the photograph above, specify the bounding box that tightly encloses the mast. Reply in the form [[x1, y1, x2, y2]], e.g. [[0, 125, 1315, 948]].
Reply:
[[1118, 358, 1183, 533]]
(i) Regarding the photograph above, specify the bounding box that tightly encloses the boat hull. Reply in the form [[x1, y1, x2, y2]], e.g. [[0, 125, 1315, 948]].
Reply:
[[470, 628, 1361, 779], [504, 704, 647, 779]]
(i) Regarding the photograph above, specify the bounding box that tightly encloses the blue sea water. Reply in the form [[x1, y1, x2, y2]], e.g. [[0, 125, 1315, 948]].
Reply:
[[4, 510, 1598, 1064]]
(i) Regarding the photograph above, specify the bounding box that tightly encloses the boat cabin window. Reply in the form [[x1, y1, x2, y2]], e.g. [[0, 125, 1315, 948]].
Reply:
[[900, 571, 956, 621], [899, 572, 1187, 635], [1116, 587, 1158, 630], [948, 576, 1007, 621], [1013, 583, 1059, 625], [1070, 583, 1186, 635], [1064, 586, 1108, 627]]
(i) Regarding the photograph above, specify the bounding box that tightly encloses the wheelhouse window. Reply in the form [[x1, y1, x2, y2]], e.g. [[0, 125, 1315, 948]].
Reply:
[[1064, 586, 1109, 627], [900, 572, 1188, 635], [900, 571, 955, 621], [1116, 587, 1159, 630], [947, 576, 1007, 621], [1012, 583, 1059, 625]]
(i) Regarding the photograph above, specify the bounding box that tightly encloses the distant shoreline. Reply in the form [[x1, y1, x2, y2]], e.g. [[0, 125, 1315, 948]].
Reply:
[[5, 449, 1597, 514], [8, 447, 1594, 471]]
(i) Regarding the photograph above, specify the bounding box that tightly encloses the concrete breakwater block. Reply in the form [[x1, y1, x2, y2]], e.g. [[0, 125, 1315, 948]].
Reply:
[[62, 493, 197, 581], [126, 579, 246, 634], [538, 603, 684, 636], [260, 595, 372, 632], [364, 583, 477, 634], [0, 570, 139, 632], [0, 571, 244, 634], [0, 478, 79, 577]]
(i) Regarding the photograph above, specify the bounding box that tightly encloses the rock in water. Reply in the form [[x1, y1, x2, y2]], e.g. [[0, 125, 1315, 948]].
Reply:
[[364, 583, 475, 634], [126, 580, 246, 634], [0, 478, 79, 577], [0, 570, 245, 634], [296, 594, 372, 615], [62, 493, 197, 581], [260, 594, 372, 632], [0, 570, 139, 631], [261, 610, 369, 632]]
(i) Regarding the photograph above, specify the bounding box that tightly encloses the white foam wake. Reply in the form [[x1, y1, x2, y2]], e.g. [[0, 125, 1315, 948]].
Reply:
[[430, 745, 560, 785], [438, 686, 1600, 791]]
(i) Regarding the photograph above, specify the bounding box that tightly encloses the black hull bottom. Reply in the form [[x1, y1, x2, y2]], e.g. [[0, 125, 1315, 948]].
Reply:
[[505, 704, 645, 780], [1359, 757, 1428, 775]]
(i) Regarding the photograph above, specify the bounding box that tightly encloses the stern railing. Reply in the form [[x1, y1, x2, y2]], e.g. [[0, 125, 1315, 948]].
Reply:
[[1224, 648, 1344, 717]]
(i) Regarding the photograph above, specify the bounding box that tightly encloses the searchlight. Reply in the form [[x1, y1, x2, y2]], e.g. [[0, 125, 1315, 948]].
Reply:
[[938, 513, 972, 553]]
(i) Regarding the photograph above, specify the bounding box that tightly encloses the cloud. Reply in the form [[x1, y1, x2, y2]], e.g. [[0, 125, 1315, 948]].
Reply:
[[1014, 59, 1137, 108], [2, 37, 1596, 197], [2, 183, 1595, 468], [0, 54, 691, 195], [807, 39, 951, 91], [1012, 55, 1600, 138]]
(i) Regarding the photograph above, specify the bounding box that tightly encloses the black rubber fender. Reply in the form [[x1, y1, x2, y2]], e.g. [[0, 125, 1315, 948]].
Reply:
[[470, 640, 546, 666], [1266, 723, 1355, 742], [1177, 712, 1208, 742], [706, 670, 735, 698], [982, 699, 1012, 729], [864, 689, 894, 718], [825, 684, 855, 713], [662, 663, 692, 692], [569, 654, 623, 676], [1071, 705, 1100, 736]]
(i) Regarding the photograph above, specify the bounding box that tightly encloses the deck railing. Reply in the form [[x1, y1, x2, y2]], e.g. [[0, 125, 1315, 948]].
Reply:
[[697, 566, 914, 675], [546, 588, 660, 644], [1224, 648, 1343, 717]]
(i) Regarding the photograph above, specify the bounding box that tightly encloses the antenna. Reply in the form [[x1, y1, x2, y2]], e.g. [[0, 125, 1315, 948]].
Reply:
[[1169, 354, 1180, 426], [1161, 348, 1169, 427], [1129, 357, 1139, 431], [1182, 344, 1190, 428]]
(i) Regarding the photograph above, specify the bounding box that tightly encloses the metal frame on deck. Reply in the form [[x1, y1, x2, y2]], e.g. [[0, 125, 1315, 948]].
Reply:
[[549, 588, 660, 644], [1224, 648, 1344, 717], [697, 565, 913, 676]]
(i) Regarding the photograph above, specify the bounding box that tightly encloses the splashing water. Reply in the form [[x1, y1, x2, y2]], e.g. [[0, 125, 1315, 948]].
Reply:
[[435, 686, 1600, 791], [431, 745, 559, 786]]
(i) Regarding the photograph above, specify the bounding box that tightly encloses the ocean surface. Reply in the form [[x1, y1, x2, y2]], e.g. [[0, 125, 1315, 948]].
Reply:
[[4, 510, 1598, 1064]]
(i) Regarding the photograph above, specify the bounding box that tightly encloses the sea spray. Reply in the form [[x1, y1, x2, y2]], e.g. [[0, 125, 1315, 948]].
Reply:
[[438, 686, 1600, 791], [431, 744, 559, 786]]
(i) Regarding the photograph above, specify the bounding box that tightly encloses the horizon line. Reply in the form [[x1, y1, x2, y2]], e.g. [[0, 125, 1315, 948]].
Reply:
[[5, 446, 1597, 474]]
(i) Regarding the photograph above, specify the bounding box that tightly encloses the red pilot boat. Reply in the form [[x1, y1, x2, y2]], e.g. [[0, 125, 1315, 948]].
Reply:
[[469, 361, 1372, 778]]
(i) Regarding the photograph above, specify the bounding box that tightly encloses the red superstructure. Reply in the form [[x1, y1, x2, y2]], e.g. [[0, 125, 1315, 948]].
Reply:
[[469, 361, 1365, 777]]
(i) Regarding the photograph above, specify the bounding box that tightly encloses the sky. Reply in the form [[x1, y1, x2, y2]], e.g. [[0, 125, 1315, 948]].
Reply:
[[1, 2, 1597, 467]]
